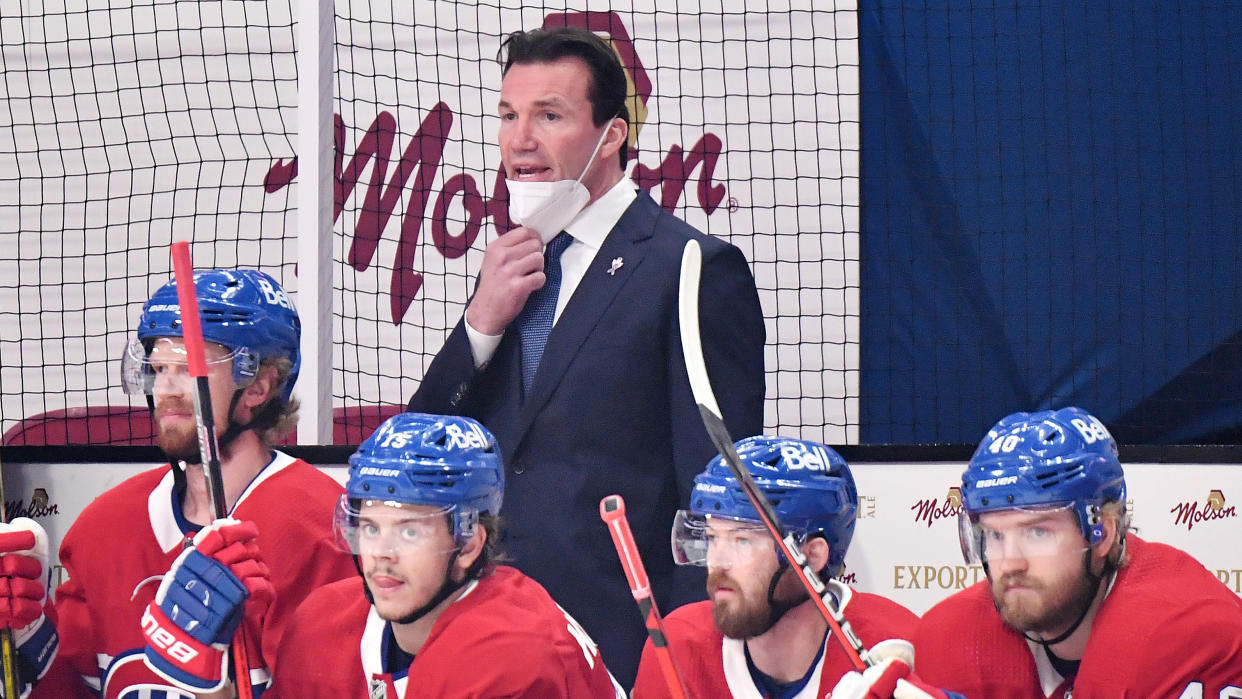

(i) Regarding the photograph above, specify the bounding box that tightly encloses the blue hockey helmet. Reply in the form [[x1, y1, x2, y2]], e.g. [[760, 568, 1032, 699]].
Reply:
[[132, 269, 301, 401], [679, 436, 857, 577], [962, 406, 1126, 547], [343, 412, 503, 541]]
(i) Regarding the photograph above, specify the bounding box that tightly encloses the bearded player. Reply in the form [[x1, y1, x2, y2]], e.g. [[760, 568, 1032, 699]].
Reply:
[[911, 406, 1242, 697], [267, 411, 624, 698], [0, 270, 356, 698], [631, 436, 927, 698]]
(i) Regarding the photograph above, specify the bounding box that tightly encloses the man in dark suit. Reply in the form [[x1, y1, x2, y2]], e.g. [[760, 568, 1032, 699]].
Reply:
[[409, 26, 765, 687]]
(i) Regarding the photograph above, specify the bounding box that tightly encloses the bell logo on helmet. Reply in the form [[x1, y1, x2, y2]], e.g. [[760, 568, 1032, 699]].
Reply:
[[254, 276, 294, 310], [1070, 416, 1110, 444], [445, 422, 489, 450], [779, 443, 834, 472]]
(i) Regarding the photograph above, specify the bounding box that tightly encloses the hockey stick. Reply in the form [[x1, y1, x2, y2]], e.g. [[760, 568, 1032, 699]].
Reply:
[[170, 242, 256, 699], [600, 495, 689, 699], [677, 240, 871, 672], [0, 450, 19, 699]]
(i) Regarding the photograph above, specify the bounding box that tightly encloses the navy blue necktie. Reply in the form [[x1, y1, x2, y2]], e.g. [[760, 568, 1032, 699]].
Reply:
[[517, 231, 573, 393]]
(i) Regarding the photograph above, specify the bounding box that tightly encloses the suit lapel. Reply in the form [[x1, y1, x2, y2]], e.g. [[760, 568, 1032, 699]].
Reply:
[[512, 193, 660, 440]]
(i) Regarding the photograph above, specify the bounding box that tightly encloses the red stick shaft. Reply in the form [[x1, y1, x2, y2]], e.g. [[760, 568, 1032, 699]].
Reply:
[[169, 243, 255, 699], [600, 495, 689, 699]]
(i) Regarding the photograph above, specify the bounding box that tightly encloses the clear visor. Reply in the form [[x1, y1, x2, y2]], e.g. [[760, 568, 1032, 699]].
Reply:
[[332, 496, 460, 557], [671, 510, 775, 568], [120, 337, 255, 395], [958, 503, 1087, 565]]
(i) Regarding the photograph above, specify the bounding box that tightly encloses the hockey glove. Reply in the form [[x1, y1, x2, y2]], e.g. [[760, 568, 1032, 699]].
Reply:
[[0, 518, 58, 697], [829, 639, 966, 699], [142, 518, 273, 693]]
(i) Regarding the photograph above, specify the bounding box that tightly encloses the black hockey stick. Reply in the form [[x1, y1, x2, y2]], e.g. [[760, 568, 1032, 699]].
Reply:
[[171, 242, 256, 699], [677, 239, 871, 671]]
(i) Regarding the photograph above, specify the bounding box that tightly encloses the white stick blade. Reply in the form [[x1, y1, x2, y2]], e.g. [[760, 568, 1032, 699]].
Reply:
[[678, 240, 723, 420]]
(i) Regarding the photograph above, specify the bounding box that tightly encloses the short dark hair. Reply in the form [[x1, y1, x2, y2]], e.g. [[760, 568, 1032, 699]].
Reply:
[[499, 27, 630, 167]]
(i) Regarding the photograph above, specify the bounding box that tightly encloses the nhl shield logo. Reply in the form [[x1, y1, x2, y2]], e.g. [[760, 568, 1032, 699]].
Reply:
[[369, 676, 390, 699]]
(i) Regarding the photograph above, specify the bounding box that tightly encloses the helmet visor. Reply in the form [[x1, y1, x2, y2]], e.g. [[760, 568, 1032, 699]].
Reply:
[[333, 496, 460, 556], [958, 503, 1087, 565], [121, 337, 255, 395], [671, 510, 774, 568]]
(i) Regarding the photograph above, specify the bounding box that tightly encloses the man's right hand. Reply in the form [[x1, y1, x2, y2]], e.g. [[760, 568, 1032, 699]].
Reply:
[[465, 227, 547, 335]]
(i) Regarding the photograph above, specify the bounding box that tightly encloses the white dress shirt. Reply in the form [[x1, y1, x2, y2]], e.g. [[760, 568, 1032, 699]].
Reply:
[[465, 177, 639, 367]]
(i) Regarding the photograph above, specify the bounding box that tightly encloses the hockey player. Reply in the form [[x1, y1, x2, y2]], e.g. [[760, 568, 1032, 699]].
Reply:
[[910, 406, 1242, 697], [6, 269, 356, 698], [631, 436, 921, 699], [266, 411, 624, 698]]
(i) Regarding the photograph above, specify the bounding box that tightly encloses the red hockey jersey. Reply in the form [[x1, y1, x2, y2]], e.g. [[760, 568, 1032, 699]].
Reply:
[[268, 565, 623, 698], [632, 582, 918, 699], [33, 453, 356, 699], [913, 536, 1242, 698]]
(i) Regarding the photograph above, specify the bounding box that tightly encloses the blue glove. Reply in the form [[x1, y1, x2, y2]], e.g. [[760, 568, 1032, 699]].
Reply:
[[141, 518, 262, 693]]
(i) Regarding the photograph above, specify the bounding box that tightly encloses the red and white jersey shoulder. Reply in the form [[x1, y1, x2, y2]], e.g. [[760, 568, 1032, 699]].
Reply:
[[271, 566, 624, 699], [914, 535, 1242, 699], [633, 581, 918, 699], [34, 452, 355, 699], [409, 566, 623, 698]]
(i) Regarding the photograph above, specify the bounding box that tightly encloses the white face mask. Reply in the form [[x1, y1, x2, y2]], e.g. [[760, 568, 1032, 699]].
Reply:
[[506, 121, 613, 244]]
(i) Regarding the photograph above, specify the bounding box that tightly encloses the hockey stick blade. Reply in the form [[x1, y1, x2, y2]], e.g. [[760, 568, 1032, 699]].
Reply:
[[170, 242, 256, 699], [599, 495, 689, 699], [677, 240, 871, 671]]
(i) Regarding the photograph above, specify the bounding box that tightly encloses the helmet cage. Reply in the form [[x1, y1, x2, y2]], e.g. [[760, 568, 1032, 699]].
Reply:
[[957, 502, 1091, 565], [120, 336, 259, 395], [332, 497, 464, 556], [672, 510, 795, 567]]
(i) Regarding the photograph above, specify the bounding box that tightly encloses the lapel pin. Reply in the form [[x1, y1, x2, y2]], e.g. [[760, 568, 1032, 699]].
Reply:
[[607, 257, 624, 276]]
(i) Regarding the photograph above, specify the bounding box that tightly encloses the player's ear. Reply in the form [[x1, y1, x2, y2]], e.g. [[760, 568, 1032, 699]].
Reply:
[[802, 536, 830, 574], [1090, 510, 1120, 560], [239, 363, 279, 409], [454, 523, 487, 577]]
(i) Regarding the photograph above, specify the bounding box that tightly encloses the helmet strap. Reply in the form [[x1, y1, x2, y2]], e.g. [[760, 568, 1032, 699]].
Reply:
[[764, 558, 802, 629], [357, 549, 469, 626], [1023, 547, 1116, 648], [216, 389, 283, 452], [394, 550, 467, 625]]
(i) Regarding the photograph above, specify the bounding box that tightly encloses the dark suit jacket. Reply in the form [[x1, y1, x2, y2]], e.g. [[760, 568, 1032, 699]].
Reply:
[[408, 190, 765, 687]]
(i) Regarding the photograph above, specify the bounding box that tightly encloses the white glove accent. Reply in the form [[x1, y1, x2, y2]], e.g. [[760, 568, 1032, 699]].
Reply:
[[828, 640, 917, 699]]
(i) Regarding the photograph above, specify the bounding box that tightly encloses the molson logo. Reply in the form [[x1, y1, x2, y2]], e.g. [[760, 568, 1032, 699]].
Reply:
[[5, 488, 59, 519], [910, 486, 963, 528], [1171, 489, 1237, 531], [264, 11, 727, 325]]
